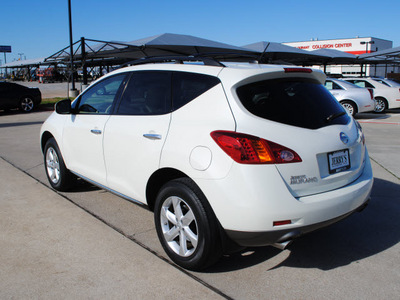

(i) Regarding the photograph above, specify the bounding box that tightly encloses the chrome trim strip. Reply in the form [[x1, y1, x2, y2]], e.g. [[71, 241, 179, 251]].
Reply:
[[70, 171, 148, 208]]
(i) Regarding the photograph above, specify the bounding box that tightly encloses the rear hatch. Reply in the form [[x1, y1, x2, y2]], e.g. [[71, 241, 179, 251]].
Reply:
[[233, 72, 367, 197]]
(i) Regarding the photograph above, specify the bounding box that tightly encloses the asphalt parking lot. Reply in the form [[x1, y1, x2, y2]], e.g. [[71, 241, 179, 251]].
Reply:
[[0, 104, 399, 299]]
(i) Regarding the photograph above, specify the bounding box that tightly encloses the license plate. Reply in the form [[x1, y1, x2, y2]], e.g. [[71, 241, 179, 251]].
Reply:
[[328, 149, 350, 174]]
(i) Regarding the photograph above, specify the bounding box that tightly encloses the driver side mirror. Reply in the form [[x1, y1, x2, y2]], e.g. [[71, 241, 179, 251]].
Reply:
[[55, 99, 73, 114]]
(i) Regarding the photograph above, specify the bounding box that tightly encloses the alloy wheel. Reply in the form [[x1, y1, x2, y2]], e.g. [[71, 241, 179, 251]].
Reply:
[[160, 196, 198, 257], [46, 147, 61, 184], [374, 99, 386, 113], [21, 97, 34, 112], [341, 102, 355, 116]]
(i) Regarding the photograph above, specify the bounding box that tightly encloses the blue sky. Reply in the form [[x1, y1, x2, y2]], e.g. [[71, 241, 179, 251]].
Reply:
[[1, 0, 399, 63]]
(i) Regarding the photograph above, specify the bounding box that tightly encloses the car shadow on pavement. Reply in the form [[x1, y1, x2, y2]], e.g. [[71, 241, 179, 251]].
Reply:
[[355, 108, 400, 120], [207, 177, 400, 273], [66, 178, 101, 193], [0, 121, 44, 128], [0, 107, 52, 117], [355, 112, 390, 120]]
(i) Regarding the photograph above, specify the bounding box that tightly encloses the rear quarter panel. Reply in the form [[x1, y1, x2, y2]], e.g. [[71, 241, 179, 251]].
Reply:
[[160, 83, 236, 180]]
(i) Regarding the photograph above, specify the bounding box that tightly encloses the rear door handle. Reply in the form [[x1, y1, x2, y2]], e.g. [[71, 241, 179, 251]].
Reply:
[[91, 129, 102, 135], [143, 133, 162, 140]]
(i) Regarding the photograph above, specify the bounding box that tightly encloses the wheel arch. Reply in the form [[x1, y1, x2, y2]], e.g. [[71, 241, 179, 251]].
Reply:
[[340, 99, 358, 114], [375, 96, 389, 109], [148, 169, 242, 260], [146, 168, 191, 211], [41, 131, 55, 153], [20, 94, 34, 101]]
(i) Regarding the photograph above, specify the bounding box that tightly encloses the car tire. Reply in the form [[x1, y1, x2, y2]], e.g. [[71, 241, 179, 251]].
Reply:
[[154, 178, 222, 270], [374, 97, 387, 113], [20, 96, 35, 113], [340, 100, 357, 116], [44, 138, 75, 191]]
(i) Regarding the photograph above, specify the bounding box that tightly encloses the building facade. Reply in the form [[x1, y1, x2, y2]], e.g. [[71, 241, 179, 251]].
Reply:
[[284, 37, 397, 77]]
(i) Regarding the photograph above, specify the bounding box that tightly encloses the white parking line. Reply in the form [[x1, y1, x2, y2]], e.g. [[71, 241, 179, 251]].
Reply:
[[358, 120, 400, 125]]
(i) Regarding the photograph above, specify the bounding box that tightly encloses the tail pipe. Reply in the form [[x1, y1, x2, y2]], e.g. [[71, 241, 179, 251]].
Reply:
[[272, 240, 292, 250]]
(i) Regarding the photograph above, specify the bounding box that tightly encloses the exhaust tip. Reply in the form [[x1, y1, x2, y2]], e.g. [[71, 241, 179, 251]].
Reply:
[[272, 240, 292, 250]]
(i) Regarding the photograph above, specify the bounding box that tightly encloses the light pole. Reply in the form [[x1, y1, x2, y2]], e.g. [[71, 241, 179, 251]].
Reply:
[[68, 0, 78, 96], [360, 41, 375, 76]]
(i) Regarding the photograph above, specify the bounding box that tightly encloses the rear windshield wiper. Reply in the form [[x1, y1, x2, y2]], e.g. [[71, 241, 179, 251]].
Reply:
[[326, 111, 346, 123]]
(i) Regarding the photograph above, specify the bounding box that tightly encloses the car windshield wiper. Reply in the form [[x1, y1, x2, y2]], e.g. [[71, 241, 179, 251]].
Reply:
[[326, 111, 346, 123]]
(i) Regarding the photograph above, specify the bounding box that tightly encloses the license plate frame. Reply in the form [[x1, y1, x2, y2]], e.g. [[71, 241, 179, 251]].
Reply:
[[328, 149, 351, 174]]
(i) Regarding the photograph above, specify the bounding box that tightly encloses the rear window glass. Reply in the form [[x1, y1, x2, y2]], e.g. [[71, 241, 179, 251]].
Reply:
[[236, 78, 350, 129]]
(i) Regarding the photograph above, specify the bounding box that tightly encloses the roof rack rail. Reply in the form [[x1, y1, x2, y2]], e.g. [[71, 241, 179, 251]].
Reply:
[[121, 55, 226, 68], [120, 52, 263, 68], [193, 52, 261, 62]]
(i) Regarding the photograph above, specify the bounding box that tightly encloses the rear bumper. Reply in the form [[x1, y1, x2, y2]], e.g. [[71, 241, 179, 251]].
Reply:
[[226, 199, 369, 247], [195, 152, 373, 245], [358, 98, 376, 113]]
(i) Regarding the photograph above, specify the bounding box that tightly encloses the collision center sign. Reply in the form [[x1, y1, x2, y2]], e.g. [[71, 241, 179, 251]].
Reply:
[[0, 46, 12, 53], [297, 43, 352, 50], [283, 37, 387, 55]]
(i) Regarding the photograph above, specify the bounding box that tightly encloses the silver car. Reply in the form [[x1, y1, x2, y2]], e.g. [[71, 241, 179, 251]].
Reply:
[[325, 78, 375, 116], [343, 77, 400, 113], [372, 78, 400, 88]]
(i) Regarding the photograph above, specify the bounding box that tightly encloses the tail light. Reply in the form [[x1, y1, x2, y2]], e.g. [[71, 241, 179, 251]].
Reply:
[[367, 88, 374, 99], [210, 131, 302, 164]]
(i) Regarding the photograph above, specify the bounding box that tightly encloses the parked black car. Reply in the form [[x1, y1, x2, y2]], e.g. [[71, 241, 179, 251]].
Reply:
[[0, 81, 42, 113]]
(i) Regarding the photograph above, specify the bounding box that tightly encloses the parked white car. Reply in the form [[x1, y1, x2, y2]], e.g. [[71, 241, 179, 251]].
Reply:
[[40, 58, 373, 270], [343, 77, 400, 112], [325, 78, 375, 116], [372, 78, 400, 88]]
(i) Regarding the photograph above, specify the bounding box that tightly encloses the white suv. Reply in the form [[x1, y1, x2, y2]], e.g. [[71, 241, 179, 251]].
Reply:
[[40, 58, 373, 270]]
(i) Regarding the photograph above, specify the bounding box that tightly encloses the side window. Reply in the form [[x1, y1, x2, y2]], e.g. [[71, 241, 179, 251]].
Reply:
[[352, 81, 365, 88], [332, 82, 343, 90], [172, 72, 220, 110], [77, 74, 126, 114], [325, 81, 333, 90], [117, 71, 171, 115], [325, 81, 342, 90], [377, 80, 390, 87], [353, 80, 375, 89]]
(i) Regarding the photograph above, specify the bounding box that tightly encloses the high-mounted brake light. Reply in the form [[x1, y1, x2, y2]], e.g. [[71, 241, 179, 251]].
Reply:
[[273, 220, 292, 226], [210, 131, 302, 164], [284, 67, 312, 73]]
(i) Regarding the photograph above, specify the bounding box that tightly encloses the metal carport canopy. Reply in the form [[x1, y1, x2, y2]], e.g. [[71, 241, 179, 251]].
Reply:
[[1, 57, 47, 68], [310, 49, 358, 64], [45, 33, 259, 65], [359, 45, 400, 62], [243, 41, 326, 64]]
